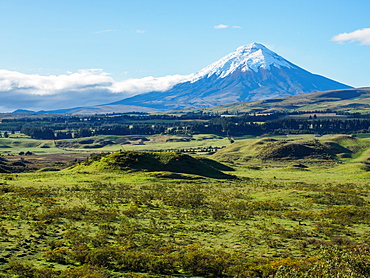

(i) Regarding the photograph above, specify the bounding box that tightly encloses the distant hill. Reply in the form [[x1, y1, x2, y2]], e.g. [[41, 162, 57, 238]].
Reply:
[[8, 88, 370, 116], [196, 88, 370, 114], [12, 109, 36, 113], [36, 105, 159, 115]]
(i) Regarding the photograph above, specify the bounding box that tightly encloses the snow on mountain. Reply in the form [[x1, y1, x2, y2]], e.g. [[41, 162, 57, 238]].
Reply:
[[108, 42, 352, 111], [188, 43, 294, 81]]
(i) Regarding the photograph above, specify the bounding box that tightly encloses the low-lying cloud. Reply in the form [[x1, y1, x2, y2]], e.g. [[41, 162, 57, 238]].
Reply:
[[214, 24, 241, 29], [0, 69, 190, 112], [332, 28, 370, 45], [214, 24, 228, 29]]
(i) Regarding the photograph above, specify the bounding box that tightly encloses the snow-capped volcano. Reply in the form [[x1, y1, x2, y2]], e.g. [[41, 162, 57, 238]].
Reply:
[[189, 43, 294, 81], [110, 43, 352, 110]]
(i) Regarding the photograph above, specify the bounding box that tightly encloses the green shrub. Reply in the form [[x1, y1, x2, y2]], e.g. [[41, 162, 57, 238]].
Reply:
[[37, 167, 60, 172], [274, 246, 370, 277], [148, 253, 179, 275], [85, 247, 117, 268], [8, 260, 59, 278], [59, 264, 110, 278], [45, 247, 71, 264], [181, 245, 231, 277], [116, 250, 152, 272], [8, 260, 35, 277]]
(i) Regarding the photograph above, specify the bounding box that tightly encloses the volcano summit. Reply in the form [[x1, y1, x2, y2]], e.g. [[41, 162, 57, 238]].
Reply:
[[110, 43, 352, 111]]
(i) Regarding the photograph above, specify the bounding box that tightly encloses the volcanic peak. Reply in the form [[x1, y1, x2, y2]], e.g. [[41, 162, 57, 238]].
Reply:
[[189, 42, 295, 82]]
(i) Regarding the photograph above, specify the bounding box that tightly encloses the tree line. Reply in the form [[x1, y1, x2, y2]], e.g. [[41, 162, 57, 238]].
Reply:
[[16, 117, 370, 139]]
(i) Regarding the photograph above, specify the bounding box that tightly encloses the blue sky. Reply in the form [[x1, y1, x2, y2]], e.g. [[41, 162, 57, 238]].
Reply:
[[0, 0, 370, 112]]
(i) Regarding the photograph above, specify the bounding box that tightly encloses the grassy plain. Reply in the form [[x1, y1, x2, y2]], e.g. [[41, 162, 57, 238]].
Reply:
[[0, 134, 370, 277], [0, 133, 230, 154]]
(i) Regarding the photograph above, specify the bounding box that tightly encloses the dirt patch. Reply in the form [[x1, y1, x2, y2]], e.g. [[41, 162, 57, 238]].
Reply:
[[3, 153, 91, 172]]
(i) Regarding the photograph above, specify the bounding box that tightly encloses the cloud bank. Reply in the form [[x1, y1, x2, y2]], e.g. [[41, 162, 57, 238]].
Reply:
[[0, 69, 190, 112], [332, 28, 370, 45]]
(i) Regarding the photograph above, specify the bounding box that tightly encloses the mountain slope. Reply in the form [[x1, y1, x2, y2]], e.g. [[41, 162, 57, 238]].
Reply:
[[110, 43, 352, 110], [198, 87, 370, 114]]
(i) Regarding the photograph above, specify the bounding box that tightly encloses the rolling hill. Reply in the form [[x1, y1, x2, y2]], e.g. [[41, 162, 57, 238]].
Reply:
[[211, 135, 370, 165], [194, 87, 370, 114]]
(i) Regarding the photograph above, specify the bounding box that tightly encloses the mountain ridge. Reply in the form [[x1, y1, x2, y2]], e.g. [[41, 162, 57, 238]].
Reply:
[[109, 43, 352, 110]]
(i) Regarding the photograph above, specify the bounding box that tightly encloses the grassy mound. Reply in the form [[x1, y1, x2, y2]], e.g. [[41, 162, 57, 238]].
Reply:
[[256, 140, 334, 161], [81, 151, 234, 179], [212, 137, 350, 163], [55, 137, 114, 149], [196, 157, 235, 171], [211, 139, 262, 162]]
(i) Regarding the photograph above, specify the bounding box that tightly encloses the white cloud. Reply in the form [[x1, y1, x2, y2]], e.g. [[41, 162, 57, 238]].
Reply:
[[214, 24, 241, 29], [332, 28, 370, 45], [136, 30, 145, 33], [92, 29, 117, 34], [111, 75, 190, 94], [214, 24, 228, 29], [0, 69, 189, 112], [0, 69, 112, 95]]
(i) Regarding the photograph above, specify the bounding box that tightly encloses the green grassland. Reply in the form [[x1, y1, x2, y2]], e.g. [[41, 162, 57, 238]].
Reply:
[[0, 133, 230, 156], [0, 133, 67, 156], [1, 135, 370, 277]]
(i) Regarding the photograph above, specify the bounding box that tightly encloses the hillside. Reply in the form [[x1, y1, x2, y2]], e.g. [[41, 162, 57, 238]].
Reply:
[[191, 87, 370, 114], [52, 87, 369, 116], [18, 87, 370, 116], [211, 135, 370, 165]]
